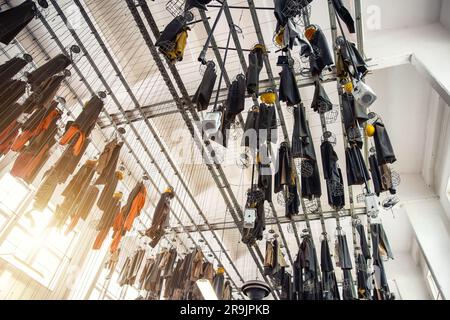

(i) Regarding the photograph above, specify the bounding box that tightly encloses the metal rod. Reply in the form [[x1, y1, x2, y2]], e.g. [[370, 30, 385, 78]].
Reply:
[[198, 1, 225, 64], [208, 4, 275, 10], [170, 208, 367, 233], [212, 31, 231, 109]]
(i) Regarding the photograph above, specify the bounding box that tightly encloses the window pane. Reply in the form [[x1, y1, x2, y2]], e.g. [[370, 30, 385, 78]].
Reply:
[[0, 174, 29, 212], [0, 226, 34, 261], [31, 248, 61, 283]]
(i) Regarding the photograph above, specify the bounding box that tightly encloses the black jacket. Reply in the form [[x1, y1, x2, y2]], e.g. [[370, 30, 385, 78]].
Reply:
[[246, 46, 264, 95], [306, 25, 334, 77], [0, 0, 36, 45], [279, 64, 301, 106], [332, 0, 355, 33], [225, 74, 246, 120], [0, 57, 29, 85], [311, 80, 332, 114], [193, 62, 217, 111], [373, 120, 396, 164], [26, 54, 71, 91], [345, 145, 370, 186]]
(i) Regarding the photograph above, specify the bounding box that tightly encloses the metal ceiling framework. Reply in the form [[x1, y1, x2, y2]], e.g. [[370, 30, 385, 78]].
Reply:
[[127, 0, 281, 299], [0, 0, 372, 300], [198, 1, 296, 267], [43, 0, 250, 299], [2, 2, 189, 253]]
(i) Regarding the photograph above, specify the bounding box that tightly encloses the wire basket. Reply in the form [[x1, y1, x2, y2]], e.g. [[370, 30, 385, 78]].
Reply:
[[304, 198, 319, 214], [277, 190, 294, 206], [325, 105, 340, 124], [321, 131, 337, 146]]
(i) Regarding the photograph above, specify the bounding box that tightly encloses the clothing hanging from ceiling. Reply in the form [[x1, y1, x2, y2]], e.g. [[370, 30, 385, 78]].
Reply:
[[335, 233, 357, 300], [22, 75, 66, 114], [294, 235, 321, 300], [280, 270, 293, 300], [0, 0, 37, 45], [11, 101, 61, 152], [320, 238, 340, 300], [60, 95, 104, 156], [258, 163, 272, 203], [95, 139, 123, 185], [0, 56, 30, 86], [0, 80, 27, 125], [241, 187, 266, 245], [241, 106, 259, 148], [337, 37, 368, 79], [278, 61, 301, 106], [10, 105, 61, 184], [355, 222, 372, 300], [371, 223, 394, 300], [258, 102, 277, 145], [97, 171, 122, 212], [26, 54, 71, 91], [145, 188, 175, 248], [246, 45, 264, 96], [65, 184, 100, 234], [225, 74, 246, 121], [264, 238, 287, 278], [93, 191, 122, 250], [118, 248, 146, 287], [193, 62, 217, 111], [321, 141, 345, 210], [0, 103, 25, 143], [212, 269, 225, 300], [345, 145, 370, 186], [304, 25, 334, 77], [53, 159, 97, 229], [33, 122, 91, 211], [355, 253, 371, 300], [0, 119, 21, 156], [291, 106, 322, 200], [311, 80, 332, 114], [356, 223, 371, 260], [274, 0, 314, 26], [274, 142, 292, 194], [291, 105, 309, 155], [373, 120, 396, 165], [285, 181, 300, 218], [184, 0, 213, 11], [341, 93, 367, 148], [110, 181, 147, 252], [155, 16, 190, 63], [331, 0, 356, 33], [274, 19, 310, 51]]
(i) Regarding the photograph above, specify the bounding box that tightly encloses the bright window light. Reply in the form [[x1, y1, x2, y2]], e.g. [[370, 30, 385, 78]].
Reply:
[[196, 279, 218, 300], [0, 173, 30, 212]]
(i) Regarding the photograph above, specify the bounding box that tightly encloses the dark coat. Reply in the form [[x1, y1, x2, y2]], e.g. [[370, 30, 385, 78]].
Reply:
[[373, 120, 396, 164], [26, 54, 71, 91], [279, 64, 301, 106], [345, 145, 370, 186], [307, 26, 334, 77], [311, 80, 332, 114], [193, 62, 217, 111], [225, 75, 246, 120], [246, 46, 264, 95], [0, 57, 28, 85], [332, 0, 355, 33], [0, 0, 36, 45]]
